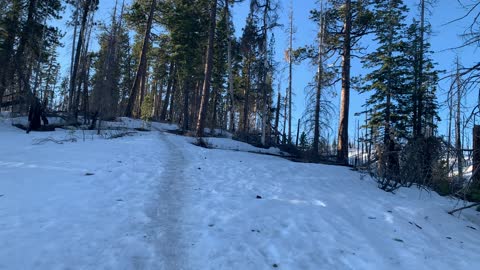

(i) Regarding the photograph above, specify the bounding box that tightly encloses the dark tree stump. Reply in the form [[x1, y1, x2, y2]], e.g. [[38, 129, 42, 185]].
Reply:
[[27, 97, 49, 133]]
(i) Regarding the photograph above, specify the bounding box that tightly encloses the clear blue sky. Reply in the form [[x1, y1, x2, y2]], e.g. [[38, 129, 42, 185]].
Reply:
[[58, 0, 479, 145]]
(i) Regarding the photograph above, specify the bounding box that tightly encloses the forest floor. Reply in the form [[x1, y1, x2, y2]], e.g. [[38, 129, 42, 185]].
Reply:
[[0, 117, 480, 270]]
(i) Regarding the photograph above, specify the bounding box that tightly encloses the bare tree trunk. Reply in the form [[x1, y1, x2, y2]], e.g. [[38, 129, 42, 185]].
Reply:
[[243, 60, 251, 133], [169, 76, 177, 122], [288, 5, 293, 144], [82, 54, 91, 124], [274, 91, 280, 144], [456, 58, 463, 179], [211, 87, 218, 130], [161, 61, 175, 121], [196, 0, 218, 137], [313, 1, 325, 156], [473, 125, 480, 186], [417, 0, 425, 136], [124, 0, 156, 118], [155, 80, 164, 119], [283, 86, 288, 144], [226, 1, 235, 132], [260, 0, 271, 146], [69, 0, 80, 110], [182, 82, 190, 130], [296, 118, 300, 147], [74, 11, 94, 121], [69, 0, 92, 119], [337, 0, 352, 165], [447, 77, 454, 174]]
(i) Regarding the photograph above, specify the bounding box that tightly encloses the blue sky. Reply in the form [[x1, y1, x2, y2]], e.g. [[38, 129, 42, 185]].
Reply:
[[58, 0, 479, 145]]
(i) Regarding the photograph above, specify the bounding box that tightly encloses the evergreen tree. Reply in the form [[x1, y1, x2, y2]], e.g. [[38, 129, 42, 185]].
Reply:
[[324, 0, 373, 164], [360, 0, 409, 190], [91, 3, 130, 120]]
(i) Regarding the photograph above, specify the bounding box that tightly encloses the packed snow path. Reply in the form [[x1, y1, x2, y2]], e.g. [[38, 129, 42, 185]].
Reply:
[[147, 131, 189, 270], [1, 120, 480, 269]]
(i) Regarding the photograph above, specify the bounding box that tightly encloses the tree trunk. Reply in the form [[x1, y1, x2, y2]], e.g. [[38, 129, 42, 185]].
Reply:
[[283, 86, 288, 144], [169, 75, 177, 122], [74, 11, 94, 121], [456, 59, 463, 180], [124, 0, 156, 118], [260, 0, 271, 146], [69, 0, 91, 118], [69, 0, 80, 110], [274, 91, 281, 144], [226, 1, 235, 132], [243, 60, 251, 133], [313, 2, 325, 156], [288, 5, 293, 144], [196, 0, 218, 137], [296, 118, 301, 147], [337, 0, 352, 165], [161, 61, 175, 121], [183, 80, 190, 131], [417, 0, 425, 136], [82, 54, 91, 124], [473, 125, 480, 186]]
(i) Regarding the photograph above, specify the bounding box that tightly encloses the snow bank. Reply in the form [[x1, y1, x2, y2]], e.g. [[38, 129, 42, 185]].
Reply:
[[203, 137, 288, 156]]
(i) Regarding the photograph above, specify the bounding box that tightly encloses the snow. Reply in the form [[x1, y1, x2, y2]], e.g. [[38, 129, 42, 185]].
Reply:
[[0, 118, 479, 270], [195, 137, 288, 156]]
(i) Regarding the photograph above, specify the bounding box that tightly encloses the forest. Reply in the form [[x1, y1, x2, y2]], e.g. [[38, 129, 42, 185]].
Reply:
[[1, 0, 480, 204]]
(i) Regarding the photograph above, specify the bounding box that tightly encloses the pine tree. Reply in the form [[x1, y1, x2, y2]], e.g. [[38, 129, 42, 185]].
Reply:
[[0, 0, 62, 112], [325, 0, 373, 164], [239, 7, 260, 133], [124, 0, 156, 118], [91, 2, 129, 120], [360, 0, 409, 190], [196, 0, 218, 137]]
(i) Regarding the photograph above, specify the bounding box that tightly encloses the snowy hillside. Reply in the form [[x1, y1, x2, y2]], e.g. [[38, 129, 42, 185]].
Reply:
[[0, 120, 479, 270]]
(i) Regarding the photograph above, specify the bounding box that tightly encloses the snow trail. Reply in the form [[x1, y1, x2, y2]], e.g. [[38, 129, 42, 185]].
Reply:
[[147, 129, 190, 270]]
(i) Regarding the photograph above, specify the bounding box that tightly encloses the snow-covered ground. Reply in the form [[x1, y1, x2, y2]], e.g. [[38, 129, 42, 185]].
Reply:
[[0, 119, 479, 270]]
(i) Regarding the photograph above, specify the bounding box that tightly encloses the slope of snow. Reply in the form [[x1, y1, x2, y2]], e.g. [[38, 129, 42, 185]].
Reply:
[[0, 120, 479, 270]]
